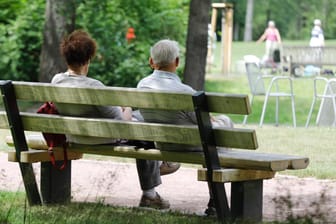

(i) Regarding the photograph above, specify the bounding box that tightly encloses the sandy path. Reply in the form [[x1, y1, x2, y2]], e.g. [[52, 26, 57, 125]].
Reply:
[[1, 152, 336, 222]]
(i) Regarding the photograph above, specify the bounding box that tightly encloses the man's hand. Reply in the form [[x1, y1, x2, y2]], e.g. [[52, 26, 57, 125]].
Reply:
[[122, 107, 133, 121]]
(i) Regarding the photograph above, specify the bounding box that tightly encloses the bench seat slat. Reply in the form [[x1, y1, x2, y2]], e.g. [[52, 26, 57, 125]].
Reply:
[[12, 145, 308, 171], [69, 146, 308, 171], [11, 82, 251, 114], [6, 135, 308, 171], [0, 113, 258, 150], [217, 150, 309, 170], [8, 150, 83, 163], [197, 168, 275, 182]]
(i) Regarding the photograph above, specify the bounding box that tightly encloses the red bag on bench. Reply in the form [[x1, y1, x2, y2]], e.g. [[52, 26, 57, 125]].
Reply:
[[37, 102, 68, 170]]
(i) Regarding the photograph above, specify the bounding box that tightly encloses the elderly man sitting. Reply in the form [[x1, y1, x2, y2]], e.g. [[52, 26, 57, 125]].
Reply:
[[137, 39, 233, 215]]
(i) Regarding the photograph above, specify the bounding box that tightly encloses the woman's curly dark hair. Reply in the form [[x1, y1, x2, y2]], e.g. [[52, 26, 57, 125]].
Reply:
[[60, 30, 97, 69]]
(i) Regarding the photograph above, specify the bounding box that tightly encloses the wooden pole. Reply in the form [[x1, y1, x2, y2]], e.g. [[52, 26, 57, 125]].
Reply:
[[222, 5, 233, 74], [210, 3, 234, 75], [207, 8, 218, 72]]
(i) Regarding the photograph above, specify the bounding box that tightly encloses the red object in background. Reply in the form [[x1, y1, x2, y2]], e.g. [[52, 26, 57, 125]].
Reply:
[[126, 27, 136, 43]]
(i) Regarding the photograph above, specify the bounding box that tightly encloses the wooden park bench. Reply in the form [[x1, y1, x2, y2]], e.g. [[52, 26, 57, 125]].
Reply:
[[282, 46, 336, 75], [0, 80, 309, 223]]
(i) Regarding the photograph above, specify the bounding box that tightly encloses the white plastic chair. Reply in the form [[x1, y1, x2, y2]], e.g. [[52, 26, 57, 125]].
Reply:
[[306, 77, 336, 127], [243, 55, 296, 127]]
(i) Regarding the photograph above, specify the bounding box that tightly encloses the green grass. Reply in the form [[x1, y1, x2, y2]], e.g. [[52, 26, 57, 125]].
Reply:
[[0, 191, 324, 224], [253, 126, 336, 179], [0, 191, 217, 224], [204, 40, 336, 179], [205, 76, 322, 126]]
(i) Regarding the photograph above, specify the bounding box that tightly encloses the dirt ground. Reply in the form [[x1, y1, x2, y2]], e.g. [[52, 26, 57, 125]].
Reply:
[[1, 152, 336, 223]]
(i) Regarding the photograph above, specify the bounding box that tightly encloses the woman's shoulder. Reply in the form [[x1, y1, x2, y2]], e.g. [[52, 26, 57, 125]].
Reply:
[[84, 76, 105, 87], [51, 72, 105, 87], [51, 72, 67, 83]]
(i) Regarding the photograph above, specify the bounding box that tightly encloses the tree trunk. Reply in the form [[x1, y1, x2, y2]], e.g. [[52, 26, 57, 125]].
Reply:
[[183, 0, 211, 91], [39, 0, 76, 82], [243, 0, 254, 41]]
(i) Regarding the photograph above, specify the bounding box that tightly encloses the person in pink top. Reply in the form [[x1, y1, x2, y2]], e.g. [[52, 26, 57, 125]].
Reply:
[[257, 20, 282, 66]]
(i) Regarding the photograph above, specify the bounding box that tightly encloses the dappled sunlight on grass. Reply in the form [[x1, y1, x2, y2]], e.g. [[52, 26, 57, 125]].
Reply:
[[209, 39, 336, 179], [205, 76, 323, 127], [239, 125, 336, 179], [0, 191, 217, 224]]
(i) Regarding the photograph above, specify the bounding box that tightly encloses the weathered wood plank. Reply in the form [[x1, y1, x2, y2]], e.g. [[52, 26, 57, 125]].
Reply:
[[11, 82, 251, 114], [5, 134, 308, 171], [197, 168, 275, 182], [67, 146, 307, 171], [6, 134, 48, 149], [217, 150, 309, 171], [2, 113, 258, 149], [8, 150, 83, 163], [206, 93, 250, 115]]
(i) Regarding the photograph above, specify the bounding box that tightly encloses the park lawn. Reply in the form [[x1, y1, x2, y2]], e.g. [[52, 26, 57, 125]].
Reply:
[[205, 76, 336, 179], [205, 75, 320, 126], [0, 191, 217, 224], [252, 125, 336, 179], [204, 39, 336, 180], [0, 190, 323, 224]]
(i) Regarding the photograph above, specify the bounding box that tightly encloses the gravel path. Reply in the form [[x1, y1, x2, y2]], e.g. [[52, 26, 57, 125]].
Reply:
[[1, 152, 336, 222]]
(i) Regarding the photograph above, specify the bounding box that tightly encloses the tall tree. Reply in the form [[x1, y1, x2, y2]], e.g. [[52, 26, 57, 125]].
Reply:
[[39, 0, 76, 82], [183, 0, 211, 91], [243, 0, 254, 41]]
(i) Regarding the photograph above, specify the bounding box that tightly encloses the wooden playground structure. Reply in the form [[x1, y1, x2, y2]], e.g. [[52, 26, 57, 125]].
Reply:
[[208, 3, 233, 74]]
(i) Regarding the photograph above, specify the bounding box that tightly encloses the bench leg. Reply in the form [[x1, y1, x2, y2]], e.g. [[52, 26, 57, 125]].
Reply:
[[230, 180, 263, 222], [210, 182, 231, 221], [40, 161, 71, 204]]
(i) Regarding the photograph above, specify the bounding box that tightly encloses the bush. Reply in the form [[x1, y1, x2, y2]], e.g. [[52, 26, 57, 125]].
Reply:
[[0, 0, 188, 86], [0, 0, 27, 24], [0, 0, 45, 81], [76, 0, 188, 87]]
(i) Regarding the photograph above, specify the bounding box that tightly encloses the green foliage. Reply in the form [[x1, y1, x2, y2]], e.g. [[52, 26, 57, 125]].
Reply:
[[226, 0, 336, 41], [0, 0, 188, 86], [0, 0, 45, 81], [0, 0, 26, 24], [76, 0, 188, 87]]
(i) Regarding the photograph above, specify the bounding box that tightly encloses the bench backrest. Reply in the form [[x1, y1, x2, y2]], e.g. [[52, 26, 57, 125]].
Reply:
[[283, 46, 336, 65], [0, 81, 258, 150]]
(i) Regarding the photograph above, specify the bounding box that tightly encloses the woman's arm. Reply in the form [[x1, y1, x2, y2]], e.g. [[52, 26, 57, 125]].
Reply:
[[257, 30, 267, 43]]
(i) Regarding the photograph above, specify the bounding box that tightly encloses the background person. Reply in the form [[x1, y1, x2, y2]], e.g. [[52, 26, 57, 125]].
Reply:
[[310, 19, 324, 47], [309, 19, 325, 69], [257, 20, 282, 67]]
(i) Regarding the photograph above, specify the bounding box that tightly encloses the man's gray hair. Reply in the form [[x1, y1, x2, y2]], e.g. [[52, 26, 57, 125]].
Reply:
[[150, 39, 179, 67]]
